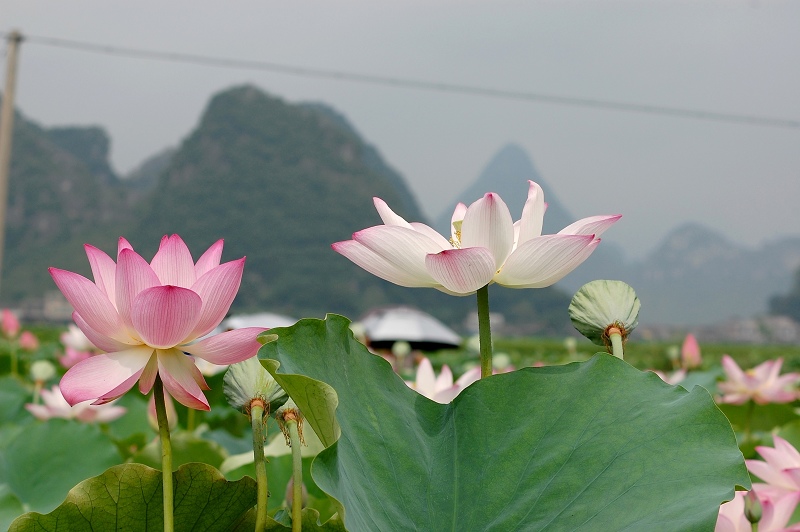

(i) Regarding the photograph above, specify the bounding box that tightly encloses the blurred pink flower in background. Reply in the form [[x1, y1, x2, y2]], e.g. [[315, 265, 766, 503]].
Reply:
[[716, 490, 800, 532], [60, 323, 94, 352], [59, 346, 93, 369], [50, 235, 265, 410], [718, 355, 799, 405], [26, 385, 126, 423], [746, 436, 800, 500], [651, 368, 687, 386], [681, 333, 702, 369], [18, 331, 39, 351], [333, 181, 620, 295], [406, 357, 481, 403], [2, 308, 20, 338]]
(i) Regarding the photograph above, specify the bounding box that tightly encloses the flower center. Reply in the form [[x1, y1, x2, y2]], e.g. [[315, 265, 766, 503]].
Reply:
[[449, 220, 463, 249]]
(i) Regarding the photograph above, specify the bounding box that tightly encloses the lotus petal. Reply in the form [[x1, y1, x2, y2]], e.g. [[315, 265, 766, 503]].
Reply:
[[425, 247, 496, 294], [131, 286, 202, 349], [183, 327, 265, 365], [60, 347, 153, 405]]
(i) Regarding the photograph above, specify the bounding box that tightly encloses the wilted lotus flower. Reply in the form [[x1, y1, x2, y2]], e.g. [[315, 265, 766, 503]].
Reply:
[[406, 357, 481, 404], [26, 385, 126, 423], [718, 355, 799, 405], [568, 280, 640, 349], [746, 436, 800, 501], [332, 181, 620, 295], [716, 490, 800, 532], [681, 333, 702, 369], [1, 308, 20, 338], [49, 235, 265, 410]]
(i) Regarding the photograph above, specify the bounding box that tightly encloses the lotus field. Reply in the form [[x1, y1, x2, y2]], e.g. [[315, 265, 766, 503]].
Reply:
[[3, 181, 800, 530]]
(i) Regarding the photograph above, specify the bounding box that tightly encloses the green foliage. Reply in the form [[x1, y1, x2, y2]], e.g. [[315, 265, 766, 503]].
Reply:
[[259, 315, 749, 531], [8, 463, 257, 532]]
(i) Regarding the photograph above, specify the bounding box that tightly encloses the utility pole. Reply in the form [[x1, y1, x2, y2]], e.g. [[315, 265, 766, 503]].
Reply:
[[0, 30, 23, 299]]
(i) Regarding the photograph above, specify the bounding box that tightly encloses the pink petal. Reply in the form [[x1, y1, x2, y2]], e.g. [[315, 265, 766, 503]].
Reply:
[[746, 459, 794, 489], [721, 355, 747, 383], [410, 222, 451, 249], [460, 193, 514, 270], [558, 214, 622, 237], [188, 258, 245, 339], [115, 249, 162, 333], [373, 197, 412, 227], [25, 403, 54, 421], [183, 328, 266, 365], [138, 352, 160, 395], [150, 234, 196, 288], [434, 364, 454, 392], [761, 491, 800, 530], [414, 358, 436, 397], [353, 225, 445, 282], [432, 386, 463, 404], [425, 247, 497, 294], [158, 350, 210, 410], [117, 237, 134, 256], [60, 347, 153, 405], [73, 311, 136, 353], [516, 181, 545, 246], [84, 244, 118, 306], [455, 366, 482, 388], [49, 268, 129, 344], [332, 240, 438, 288], [131, 286, 202, 349], [195, 239, 224, 278], [494, 234, 597, 288]]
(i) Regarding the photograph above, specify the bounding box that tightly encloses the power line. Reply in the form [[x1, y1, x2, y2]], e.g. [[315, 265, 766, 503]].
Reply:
[[5, 31, 800, 130]]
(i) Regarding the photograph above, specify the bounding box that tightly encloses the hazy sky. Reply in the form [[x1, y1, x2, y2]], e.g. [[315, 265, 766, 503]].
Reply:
[[3, 0, 799, 259]]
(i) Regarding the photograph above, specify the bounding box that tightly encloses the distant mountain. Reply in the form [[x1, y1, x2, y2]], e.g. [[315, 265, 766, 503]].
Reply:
[[122, 146, 177, 192], [434, 143, 574, 234]]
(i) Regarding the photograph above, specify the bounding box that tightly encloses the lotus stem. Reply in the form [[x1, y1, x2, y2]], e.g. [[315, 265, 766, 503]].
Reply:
[[154, 376, 174, 532], [287, 418, 303, 532], [607, 326, 624, 360], [9, 344, 17, 377], [476, 284, 493, 378], [250, 399, 268, 532]]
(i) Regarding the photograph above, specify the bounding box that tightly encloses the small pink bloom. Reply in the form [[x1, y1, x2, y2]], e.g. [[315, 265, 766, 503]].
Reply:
[[50, 235, 265, 410], [718, 355, 799, 405], [406, 357, 481, 403], [650, 368, 687, 386], [746, 436, 800, 500], [59, 346, 93, 369], [681, 333, 702, 369], [332, 181, 620, 295], [2, 309, 20, 338], [716, 489, 800, 532], [60, 324, 94, 352], [26, 385, 126, 423], [18, 331, 39, 351]]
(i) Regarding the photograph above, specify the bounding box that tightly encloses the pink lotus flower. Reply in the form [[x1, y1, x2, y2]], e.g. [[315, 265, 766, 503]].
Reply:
[[716, 490, 800, 532], [60, 323, 94, 352], [746, 436, 800, 500], [406, 357, 481, 403], [2, 308, 20, 338], [59, 346, 93, 369], [332, 181, 620, 295], [18, 330, 39, 351], [26, 385, 127, 423], [650, 368, 687, 386], [49, 235, 265, 410], [681, 333, 702, 369], [718, 355, 799, 405]]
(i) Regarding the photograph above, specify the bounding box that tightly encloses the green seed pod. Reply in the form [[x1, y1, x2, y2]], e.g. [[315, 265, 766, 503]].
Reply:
[[223, 356, 287, 414], [568, 280, 640, 346]]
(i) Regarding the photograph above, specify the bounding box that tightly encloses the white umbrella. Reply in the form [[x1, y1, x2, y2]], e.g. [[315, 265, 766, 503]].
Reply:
[[359, 306, 462, 351], [222, 312, 297, 330]]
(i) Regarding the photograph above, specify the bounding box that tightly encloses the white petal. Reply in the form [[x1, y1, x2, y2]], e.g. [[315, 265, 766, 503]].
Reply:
[[425, 247, 496, 294], [332, 240, 438, 288], [516, 181, 546, 245], [460, 193, 514, 270], [495, 234, 597, 288], [558, 214, 622, 237]]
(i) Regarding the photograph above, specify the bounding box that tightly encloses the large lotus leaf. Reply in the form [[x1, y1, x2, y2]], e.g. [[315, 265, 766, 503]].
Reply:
[[259, 315, 749, 531], [0, 485, 24, 531], [1, 419, 121, 513], [9, 462, 257, 531]]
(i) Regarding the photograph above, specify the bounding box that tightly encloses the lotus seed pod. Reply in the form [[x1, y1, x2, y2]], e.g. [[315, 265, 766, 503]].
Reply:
[[568, 280, 640, 346], [223, 355, 287, 413]]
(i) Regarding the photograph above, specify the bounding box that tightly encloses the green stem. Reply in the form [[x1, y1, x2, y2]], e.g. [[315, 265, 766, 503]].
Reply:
[[9, 345, 17, 377], [744, 400, 755, 444], [186, 408, 196, 432], [287, 419, 303, 532], [250, 400, 268, 532], [608, 329, 624, 360], [154, 376, 174, 532], [476, 284, 493, 379]]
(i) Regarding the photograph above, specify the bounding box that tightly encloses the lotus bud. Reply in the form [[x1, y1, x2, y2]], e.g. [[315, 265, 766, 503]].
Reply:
[[19, 331, 40, 351], [681, 333, 702, 369], [392, 341, 411, 358], [275, 398, 305, 447], [568, 280, 640, 349], [30, 360, 56, 382], [1, 309, 20, 338], [223, 355, 287, 415], [744, 490, 762, 524]]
